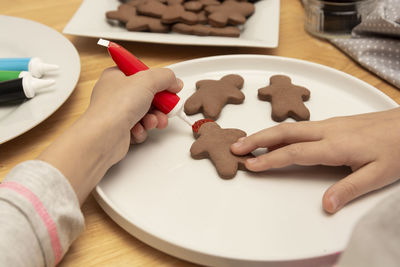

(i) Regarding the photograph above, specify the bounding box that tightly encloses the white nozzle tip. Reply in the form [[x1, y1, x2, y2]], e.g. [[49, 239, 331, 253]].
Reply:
[[178, 111, 194, 127], [43, 63, 59, 72], [23, 76, 56, 98], [97, 38, 110, 47]]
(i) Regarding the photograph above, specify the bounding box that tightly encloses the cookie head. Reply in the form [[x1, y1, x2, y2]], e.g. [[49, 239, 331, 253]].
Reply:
[[192, 118, 214, 135], [270, 74, 291, 85]]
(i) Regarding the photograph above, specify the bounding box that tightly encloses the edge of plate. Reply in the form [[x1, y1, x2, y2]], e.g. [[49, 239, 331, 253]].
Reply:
[[0, 15, 81, 144]]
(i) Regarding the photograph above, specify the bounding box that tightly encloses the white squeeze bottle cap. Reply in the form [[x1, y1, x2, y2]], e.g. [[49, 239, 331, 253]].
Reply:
[[166, 100, 194, 126], [22, 74, 55, 98], [29, 57, 59, 78]]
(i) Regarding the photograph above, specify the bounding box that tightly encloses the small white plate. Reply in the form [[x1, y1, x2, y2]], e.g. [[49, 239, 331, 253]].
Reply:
[[63, 0, 280, 48], [0, 16, 80, 144], [94, 55, 399, 266]]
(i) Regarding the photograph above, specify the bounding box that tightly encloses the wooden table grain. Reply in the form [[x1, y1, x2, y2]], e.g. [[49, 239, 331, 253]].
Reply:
[[1, 0, 399, 266]]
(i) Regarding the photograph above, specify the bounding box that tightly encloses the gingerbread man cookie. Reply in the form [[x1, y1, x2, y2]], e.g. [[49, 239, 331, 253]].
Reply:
[[106, 4, 170, 32], [136, 0, 168, 18], [162, 4, 199, 25], [184, 74, 245, 120], [172, 23, 240, 37], [205, 0, 255, 27], [125, 0, 165, 7], [191, 121, 253, 179], [258, 75, 311, 122]]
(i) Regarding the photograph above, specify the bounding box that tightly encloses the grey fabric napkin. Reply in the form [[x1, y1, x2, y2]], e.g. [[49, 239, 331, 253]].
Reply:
[[330, 0, 400, 88]]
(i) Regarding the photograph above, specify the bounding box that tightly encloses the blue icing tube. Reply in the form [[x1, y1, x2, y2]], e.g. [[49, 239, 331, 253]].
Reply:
[[0, 58, 30, 71], [0, 57, 59, 78]]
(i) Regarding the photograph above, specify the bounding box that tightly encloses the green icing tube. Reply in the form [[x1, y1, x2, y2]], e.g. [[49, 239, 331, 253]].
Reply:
[[0, 70, 23, 82]]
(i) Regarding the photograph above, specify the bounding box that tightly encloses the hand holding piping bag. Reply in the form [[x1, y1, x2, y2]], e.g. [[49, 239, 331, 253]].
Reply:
[[97, 39, 190, 143]]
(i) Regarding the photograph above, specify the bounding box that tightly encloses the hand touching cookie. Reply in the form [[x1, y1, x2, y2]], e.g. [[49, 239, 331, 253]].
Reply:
[[191, 121, 253, 179]]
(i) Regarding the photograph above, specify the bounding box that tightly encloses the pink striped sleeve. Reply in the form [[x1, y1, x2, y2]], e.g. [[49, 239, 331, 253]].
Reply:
[[0, 181, 63, 264]]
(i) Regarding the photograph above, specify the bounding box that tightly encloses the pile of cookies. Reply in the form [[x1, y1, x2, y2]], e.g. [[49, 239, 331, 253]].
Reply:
[[105, 0, 256, 37], [186, 74, 311, 179]]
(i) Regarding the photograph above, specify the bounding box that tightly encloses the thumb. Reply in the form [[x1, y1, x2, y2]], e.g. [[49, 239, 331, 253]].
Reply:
[[322, 162, 384, 213]]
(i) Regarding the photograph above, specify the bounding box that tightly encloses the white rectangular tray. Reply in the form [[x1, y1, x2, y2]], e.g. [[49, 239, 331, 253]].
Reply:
[[63, 0, 280, 48]]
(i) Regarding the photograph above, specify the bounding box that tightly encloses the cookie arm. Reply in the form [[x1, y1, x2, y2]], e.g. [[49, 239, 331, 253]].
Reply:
[[208, 12, 229, 27], [257, 86, 274, 101], [227, 88, 245, 104], [296, 85, 311, 101], [196, 80, 215, 88], [184, 93, 203, 115], [227, 13, 246, 25]]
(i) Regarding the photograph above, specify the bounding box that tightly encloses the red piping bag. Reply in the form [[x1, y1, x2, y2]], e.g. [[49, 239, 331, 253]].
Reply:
[[97, 38, 198, 128]]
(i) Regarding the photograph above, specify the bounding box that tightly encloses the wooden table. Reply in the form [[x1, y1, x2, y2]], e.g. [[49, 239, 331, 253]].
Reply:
[[2, 0, 399, 266]]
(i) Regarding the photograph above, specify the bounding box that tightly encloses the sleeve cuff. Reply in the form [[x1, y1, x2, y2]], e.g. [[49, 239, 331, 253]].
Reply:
[[0, 160, 85, 266]]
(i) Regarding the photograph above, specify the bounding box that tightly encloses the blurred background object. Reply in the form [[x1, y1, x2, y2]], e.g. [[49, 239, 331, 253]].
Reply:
[[304, 0, 377, 38]]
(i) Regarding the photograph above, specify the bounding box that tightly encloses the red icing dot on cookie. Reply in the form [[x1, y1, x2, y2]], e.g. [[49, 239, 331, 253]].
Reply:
[[192, 119, 214, 133]]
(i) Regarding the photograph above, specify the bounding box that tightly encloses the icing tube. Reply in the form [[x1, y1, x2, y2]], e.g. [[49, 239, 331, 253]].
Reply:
[[97, 38, 193, 126], [0, 57, 59, 78], [0, 70, 30, 82], [0, 75, 55, 104]]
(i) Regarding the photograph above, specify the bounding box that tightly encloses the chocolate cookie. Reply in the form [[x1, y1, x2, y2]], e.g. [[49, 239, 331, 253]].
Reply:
[[184, 1, 203, 12], [258, 75, 311, 122], [205, 0, 255, 27], [172, 23, 240, 37], [191, 121, 253, 179], [184, 74, 245, 120], [106, 4, 170, 32], [136, 0, 167, 18], [125, 0, 166, 7], [162, 4, 199, 25]]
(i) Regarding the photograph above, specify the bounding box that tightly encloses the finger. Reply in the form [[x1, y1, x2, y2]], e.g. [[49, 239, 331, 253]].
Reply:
[[130, 123, 148, 144], [101, 66, 126, 79], [141, 114, 158, 130], [244, 141, 339, 171], [152, 109, 168, 129], [134, 68, 183, 94], [231, 122, 322, 155], [322, 162, 386, 213]]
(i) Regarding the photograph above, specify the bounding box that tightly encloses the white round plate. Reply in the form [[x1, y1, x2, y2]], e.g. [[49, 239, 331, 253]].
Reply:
[[94, 55, 399, 266], [0, 16, 80, 144]]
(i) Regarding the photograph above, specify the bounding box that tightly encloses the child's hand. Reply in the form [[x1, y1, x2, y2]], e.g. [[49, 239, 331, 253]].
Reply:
[[90, 66, 183, 139], [87, 67, 183, 162], [38, 67, 183, 204], [231, 108, 400, 214]]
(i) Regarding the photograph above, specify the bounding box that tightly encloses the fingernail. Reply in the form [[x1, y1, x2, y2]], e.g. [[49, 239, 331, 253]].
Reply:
[[177, 78, 184, 89], [232, 142, 243, 148], [329, 195, 340, 211], [232, 137, 245, 148], [247, 157, 258, 165]]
